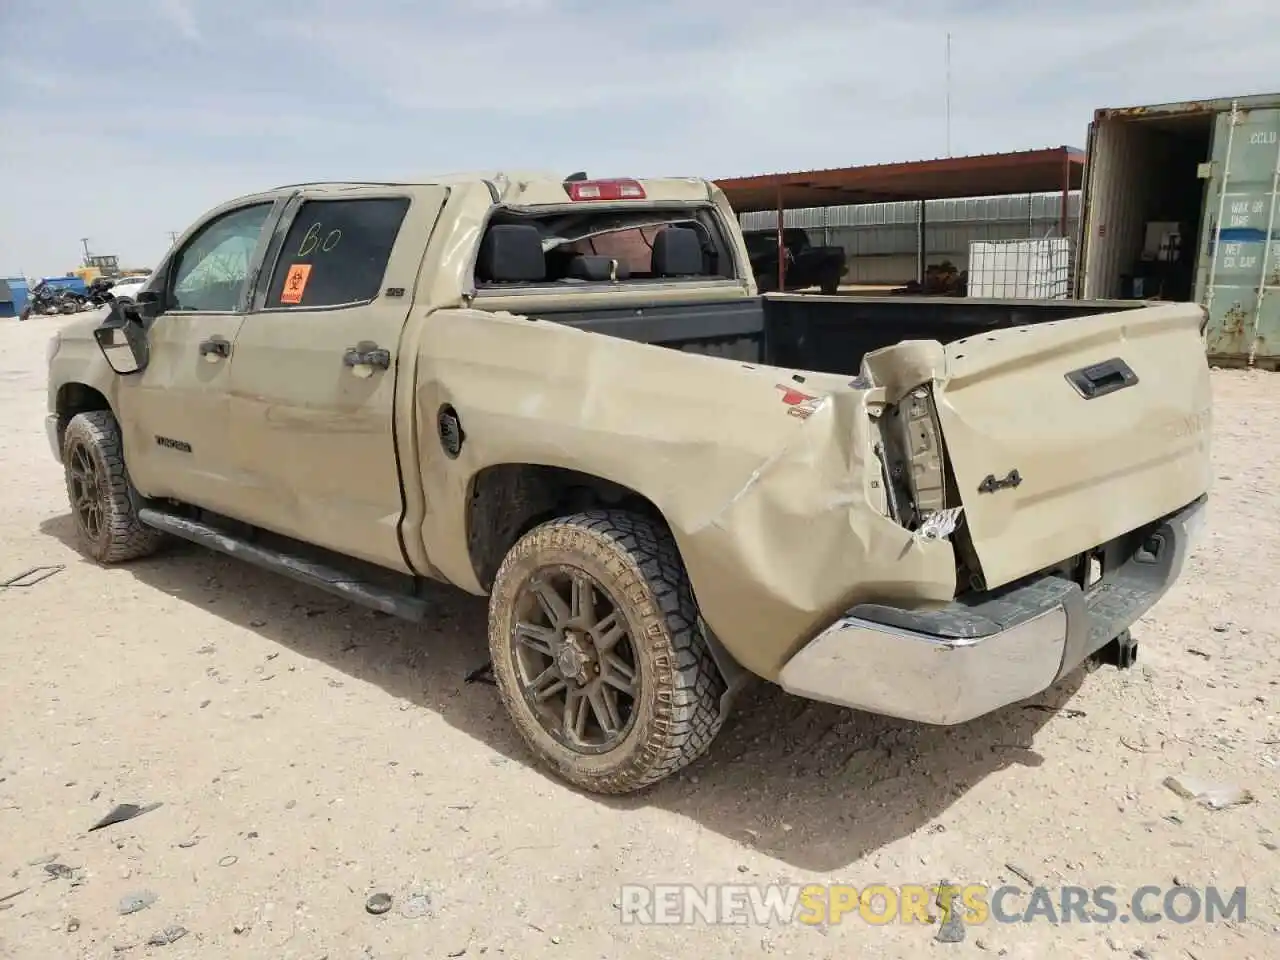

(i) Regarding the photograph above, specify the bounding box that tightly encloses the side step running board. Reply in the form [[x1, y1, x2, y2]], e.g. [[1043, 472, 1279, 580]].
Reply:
[[137, 507, 432, 622]]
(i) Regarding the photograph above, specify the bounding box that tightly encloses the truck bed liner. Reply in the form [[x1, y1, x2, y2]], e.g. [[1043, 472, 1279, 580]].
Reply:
[[523, 294, 1153, 375]]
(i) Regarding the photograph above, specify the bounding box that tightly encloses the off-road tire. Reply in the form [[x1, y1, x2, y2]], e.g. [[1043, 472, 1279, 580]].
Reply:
[[62, 410, 165, 564], [488, 510, 727, 794]]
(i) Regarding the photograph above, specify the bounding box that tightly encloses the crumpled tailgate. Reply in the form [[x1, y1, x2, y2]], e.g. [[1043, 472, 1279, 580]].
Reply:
[[934, 302, 1212, 589]]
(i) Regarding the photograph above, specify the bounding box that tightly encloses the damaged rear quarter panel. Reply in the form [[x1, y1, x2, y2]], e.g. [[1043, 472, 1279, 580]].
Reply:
[[404, 309, 957, 680]]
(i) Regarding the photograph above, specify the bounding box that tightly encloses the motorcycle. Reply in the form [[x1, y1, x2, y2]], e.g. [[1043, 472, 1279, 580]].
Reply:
[[18, 281, 89, 320], [20, 281, 63, 319], [55, 290, 88, 313]]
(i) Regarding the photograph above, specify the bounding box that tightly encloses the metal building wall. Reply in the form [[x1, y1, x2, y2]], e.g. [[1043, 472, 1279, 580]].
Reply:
[[740, 192, 1081, 285]]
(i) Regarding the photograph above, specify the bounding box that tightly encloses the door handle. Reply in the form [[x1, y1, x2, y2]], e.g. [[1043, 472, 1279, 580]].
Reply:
[[1065, 357, 1138, 399], [199, 338, 231, 359], [343, 345, 391, 370]]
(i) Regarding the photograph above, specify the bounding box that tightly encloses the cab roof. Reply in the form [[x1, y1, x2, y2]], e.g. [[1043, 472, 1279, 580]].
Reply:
[[266, 173, 716, 206]]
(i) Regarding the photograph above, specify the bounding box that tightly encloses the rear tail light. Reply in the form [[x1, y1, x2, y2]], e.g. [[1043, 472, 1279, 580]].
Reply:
[[566, 179, 646, 201]]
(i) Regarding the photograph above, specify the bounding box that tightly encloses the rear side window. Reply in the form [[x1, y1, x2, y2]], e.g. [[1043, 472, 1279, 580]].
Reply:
[[265, 197, 410, 309]]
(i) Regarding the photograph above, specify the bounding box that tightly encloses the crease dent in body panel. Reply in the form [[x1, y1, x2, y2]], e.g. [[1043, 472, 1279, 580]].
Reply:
[[682, 387, 957, 678], [414, 310, 956, 679], [702, 392, 859, 526]]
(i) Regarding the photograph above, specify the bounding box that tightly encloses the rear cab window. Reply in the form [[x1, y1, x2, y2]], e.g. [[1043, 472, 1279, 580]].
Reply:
[[263, 197, 411, 309], [473, 198, 740, 292]]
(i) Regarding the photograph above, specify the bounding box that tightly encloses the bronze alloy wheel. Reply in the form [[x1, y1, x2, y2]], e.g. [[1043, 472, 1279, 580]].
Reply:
[[67, 438, 108, 543], [488, 510, 728, 794], [510, 565, 640, 754], [60, 410, 165, 564]]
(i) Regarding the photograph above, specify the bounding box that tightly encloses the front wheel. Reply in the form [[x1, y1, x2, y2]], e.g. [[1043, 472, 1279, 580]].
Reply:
[[488, 510, 727, 794], [62, 410, 166, 564]]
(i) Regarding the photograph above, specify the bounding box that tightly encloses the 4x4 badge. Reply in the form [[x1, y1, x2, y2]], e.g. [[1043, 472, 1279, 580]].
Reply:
[[978, 469, 1022, 494]]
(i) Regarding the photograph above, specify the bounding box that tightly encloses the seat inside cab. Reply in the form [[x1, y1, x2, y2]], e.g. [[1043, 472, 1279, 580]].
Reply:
[[475, 220, 721, 286]]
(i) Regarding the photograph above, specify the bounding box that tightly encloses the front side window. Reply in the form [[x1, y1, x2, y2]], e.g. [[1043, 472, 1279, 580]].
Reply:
[[169, 203, 273, 312], [264, 197, 411, 309]]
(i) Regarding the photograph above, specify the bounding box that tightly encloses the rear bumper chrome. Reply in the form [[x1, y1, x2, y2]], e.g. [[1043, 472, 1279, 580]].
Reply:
[[778, 495, 1207, 725]]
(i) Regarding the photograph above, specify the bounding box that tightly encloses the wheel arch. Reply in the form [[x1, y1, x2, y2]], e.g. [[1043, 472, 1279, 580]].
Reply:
[[464, 462, 748, 697], [55, 382, 113, 452], [465, 462, 665, 593]]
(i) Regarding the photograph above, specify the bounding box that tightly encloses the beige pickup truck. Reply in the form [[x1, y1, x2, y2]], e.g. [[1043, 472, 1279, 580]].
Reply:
[[46, 172, 1212, 794]]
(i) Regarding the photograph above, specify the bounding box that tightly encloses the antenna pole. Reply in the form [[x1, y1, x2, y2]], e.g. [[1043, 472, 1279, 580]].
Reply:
[[945, 32, 952, 157]]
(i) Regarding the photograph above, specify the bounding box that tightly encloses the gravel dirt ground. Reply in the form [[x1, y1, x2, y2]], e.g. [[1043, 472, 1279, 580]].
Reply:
[[0, 314, 1276, 960]]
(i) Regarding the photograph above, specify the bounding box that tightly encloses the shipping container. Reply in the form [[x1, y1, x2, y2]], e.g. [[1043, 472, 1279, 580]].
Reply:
[[1076, 92, 1280, 368], [3, 277, 30, 315], [0, 278, 18, 318]]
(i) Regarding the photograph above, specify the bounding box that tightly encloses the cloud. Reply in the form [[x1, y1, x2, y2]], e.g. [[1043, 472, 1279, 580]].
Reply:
[[155, 0, 201, 42], [1, 0, 1278, 276]]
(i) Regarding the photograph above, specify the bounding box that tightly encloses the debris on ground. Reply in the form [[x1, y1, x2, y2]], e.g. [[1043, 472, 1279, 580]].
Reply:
[[43, 862, 75, 879], [118, 891, 158, 915], [0, 888, 28, 909], [89, 802, 163, 832], [934, 881, 966, 943], [366, 892, 393, 915], [400, 893, 433, 919], [1022, 704, 1086, 718], [0, 564, 65, 588], [1005, 863, 1036, 886], [464, 662, 496, 685], [147, 926, 188, 946], [1162, 775, 1255, 810]]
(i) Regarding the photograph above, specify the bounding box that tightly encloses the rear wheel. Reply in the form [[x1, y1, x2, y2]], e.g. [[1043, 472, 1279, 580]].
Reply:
[[488, 510, 726, 794], [62, 410, 165, 564]]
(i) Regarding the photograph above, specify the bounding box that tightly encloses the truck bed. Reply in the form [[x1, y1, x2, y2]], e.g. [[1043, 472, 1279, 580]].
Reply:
[[527, 293, 1154, 372]]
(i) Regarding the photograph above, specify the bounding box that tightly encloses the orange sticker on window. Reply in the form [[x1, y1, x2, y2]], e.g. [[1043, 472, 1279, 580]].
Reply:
[[280, 263, 312, 305]]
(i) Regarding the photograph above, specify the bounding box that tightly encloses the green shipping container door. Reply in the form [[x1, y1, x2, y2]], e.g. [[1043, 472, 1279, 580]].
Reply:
[[1195, 106, 1280, 364]]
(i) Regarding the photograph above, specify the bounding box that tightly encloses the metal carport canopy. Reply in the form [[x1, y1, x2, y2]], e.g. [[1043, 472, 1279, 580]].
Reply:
[[713, 146, 1084, 289], [713, 146, 1084, 212]]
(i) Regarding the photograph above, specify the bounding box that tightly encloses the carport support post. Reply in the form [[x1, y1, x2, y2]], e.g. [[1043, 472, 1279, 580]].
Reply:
[[916, 199, 927, 286], [1059, 148, 1071, 238], [775, 185, 786, 290]]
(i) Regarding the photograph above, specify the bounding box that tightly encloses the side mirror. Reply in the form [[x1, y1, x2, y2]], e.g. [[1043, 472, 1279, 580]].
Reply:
[[134, 289, 162, 322], [93, 302, 150, 375]]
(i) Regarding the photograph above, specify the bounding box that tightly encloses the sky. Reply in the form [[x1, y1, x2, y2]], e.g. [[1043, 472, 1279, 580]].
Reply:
[[2, 0, 1278, 277]]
